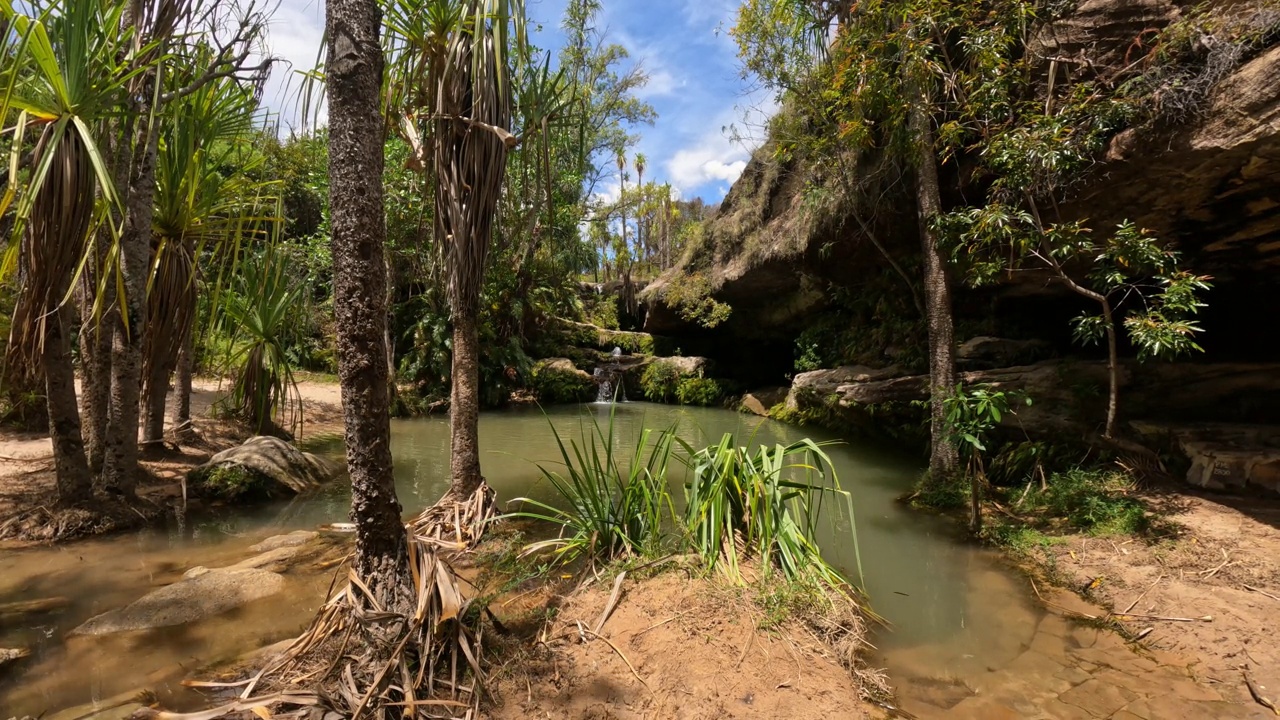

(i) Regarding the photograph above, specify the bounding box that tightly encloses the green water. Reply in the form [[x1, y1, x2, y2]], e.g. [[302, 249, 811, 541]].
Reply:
[[0, 402, 1043, 715]]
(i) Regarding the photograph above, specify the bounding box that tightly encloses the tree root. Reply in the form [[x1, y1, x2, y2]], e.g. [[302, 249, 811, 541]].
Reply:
[[177, 536, 486, 719], [410, 481, 497, 551]]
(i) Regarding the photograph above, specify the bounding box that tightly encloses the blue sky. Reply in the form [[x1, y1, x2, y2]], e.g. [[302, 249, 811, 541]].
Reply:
[[260, 0, 773, 203]]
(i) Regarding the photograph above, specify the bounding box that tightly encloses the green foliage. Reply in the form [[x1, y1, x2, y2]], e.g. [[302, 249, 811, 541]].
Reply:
[[659, 272, 732, 329], [215, 247, 303, 436], [639, 361, 680, 403], [188, 465, 272, 503], [1022, 468, 1150, 536], [675, 377, 724, 407], [529, 360, 595, 405], [508, 409, 679, 568], [682, 435, 862, 589], [944, 384, 1030, 459]]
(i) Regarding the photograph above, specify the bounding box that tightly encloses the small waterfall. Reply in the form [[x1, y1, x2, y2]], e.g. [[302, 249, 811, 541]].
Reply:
[[594, 348, 628, 403]]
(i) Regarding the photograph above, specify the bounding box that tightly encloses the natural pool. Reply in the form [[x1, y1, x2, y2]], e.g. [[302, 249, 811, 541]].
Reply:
[[0, 402, 1046, 715]]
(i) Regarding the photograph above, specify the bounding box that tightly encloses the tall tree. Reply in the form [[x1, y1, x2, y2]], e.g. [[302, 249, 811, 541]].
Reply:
[[326, 0, 409, 590]]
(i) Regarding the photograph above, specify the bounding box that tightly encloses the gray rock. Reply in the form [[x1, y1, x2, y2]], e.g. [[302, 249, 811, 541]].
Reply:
[[740, 387, 788, 417], [73, 568, 285, 635], [249, 530, 320, 553], [958, 336, 1050, 368], [188, 436, 333, 498], [228, 544, 307, 573]]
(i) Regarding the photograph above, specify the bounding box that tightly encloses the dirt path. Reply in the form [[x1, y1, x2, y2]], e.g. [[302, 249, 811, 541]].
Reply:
[[1037, 489, 1280, 717], [0, 378, 346, 540]]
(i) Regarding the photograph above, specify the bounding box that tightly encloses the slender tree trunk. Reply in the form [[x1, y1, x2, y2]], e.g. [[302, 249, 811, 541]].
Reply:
[[46, 305, 93, 506], [969, 459, 983, 534], [141, 359, 169, 447], [327, 0, 409, 595], [78, 275, 113, 474], [1102, 299, 1119, 438], [907, 83, 958, 484], [448, 312, 483, 497], [173, 318, 194, 442], [102, 113, 159, 496]]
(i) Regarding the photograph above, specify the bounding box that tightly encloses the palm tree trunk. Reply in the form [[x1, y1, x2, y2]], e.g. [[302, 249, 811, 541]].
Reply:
[[173, 319, 194, 442], [102, 109, 160, 496], [907, 83, 958, 484], [78, 279, 113, 474], [142, 359, 169, 447], [448, 311, 483, 497], [327, 0, 409, 595], [46, 304, 93, 506]]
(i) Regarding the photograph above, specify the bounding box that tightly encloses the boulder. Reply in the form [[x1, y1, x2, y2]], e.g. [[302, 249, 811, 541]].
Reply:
[[188, 436, 332, 501], [1135, 423, 1280, 496], [531, 357, 597, 404], [73, 567, 285, 635], [787, 365, 902, 406], [249, 530, 319, 553], [740, 387, 788, 417]]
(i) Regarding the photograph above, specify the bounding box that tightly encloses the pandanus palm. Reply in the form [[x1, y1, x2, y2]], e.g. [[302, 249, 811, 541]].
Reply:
[[143, 73, 272, 444], [385, 0, 525, 502], [0, 0, 142, 504]]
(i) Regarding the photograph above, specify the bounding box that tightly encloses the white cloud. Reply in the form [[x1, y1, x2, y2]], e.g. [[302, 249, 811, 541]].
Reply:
[[666, 129, 749, 193], [261, 0, 328, 131]]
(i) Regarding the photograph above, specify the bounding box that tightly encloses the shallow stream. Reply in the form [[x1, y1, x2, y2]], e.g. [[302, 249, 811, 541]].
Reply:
[[0, 402, 1047, 716]]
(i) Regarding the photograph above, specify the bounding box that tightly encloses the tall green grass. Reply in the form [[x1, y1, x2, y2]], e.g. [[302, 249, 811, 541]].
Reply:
[[508, 408, 679, 567], [683, 435, 863, 589], [509, 413, 864, 595]]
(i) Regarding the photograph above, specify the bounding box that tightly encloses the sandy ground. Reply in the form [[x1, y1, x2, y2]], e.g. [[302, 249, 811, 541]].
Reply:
[[1040, 488, 1280, 714], [484, 570, 876, 720], [0, 378, 347, 537]]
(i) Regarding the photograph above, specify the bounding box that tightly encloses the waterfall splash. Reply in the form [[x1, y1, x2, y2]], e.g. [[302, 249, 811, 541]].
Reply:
[[594, 347, 627, 403]]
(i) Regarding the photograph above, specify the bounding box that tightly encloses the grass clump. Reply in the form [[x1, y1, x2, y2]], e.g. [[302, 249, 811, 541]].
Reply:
[[509, 409, 678, 567], [675, 377, 724, 406], [188, 465, 273, 502], [1021, 468, 1149, 536], [683, 435, 862, 589]]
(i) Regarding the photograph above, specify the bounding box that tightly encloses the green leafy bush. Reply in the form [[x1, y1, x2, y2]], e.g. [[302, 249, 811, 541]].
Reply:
[[1026, 468, 1149, 536], [639, 362, 681, 402], [676, 377, 724, 406], [530, 360, 596, 404]]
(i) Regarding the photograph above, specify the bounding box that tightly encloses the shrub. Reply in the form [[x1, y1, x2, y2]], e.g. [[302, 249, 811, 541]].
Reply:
[[1028, 468, 1149, 535], [188, 465, 275, 502], [676, 377, 724, 406], [639, 362, 681, 402], [530, 360, 596, 405]]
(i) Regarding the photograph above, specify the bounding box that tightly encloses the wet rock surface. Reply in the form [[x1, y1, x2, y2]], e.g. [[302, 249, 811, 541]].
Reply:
[[72, 567, 285, 635], [188, 435, 333, 499]]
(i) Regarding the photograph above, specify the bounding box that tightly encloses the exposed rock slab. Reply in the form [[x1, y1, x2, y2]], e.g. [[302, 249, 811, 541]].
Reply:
[[73, 567, 285, 635], [249, 530, 319, 553], [188, 435, 333, 497], [1135, 422, 1280, 496]]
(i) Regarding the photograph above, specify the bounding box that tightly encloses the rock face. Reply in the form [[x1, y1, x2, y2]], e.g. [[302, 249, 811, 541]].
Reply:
[[1135, 423, 1280, 496], [958, 336, 1051, 369], [786, 361, 1280, 438], [641, 0, 1280, 378], [73, 567, 285, 635], [740, 387, 788, 417], [188, 436, 332, 500]]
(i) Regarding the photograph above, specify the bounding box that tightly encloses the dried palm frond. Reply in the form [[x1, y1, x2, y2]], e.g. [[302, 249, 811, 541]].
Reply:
[[410, 480, 497, 551], [189, 536, 484, 720]]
